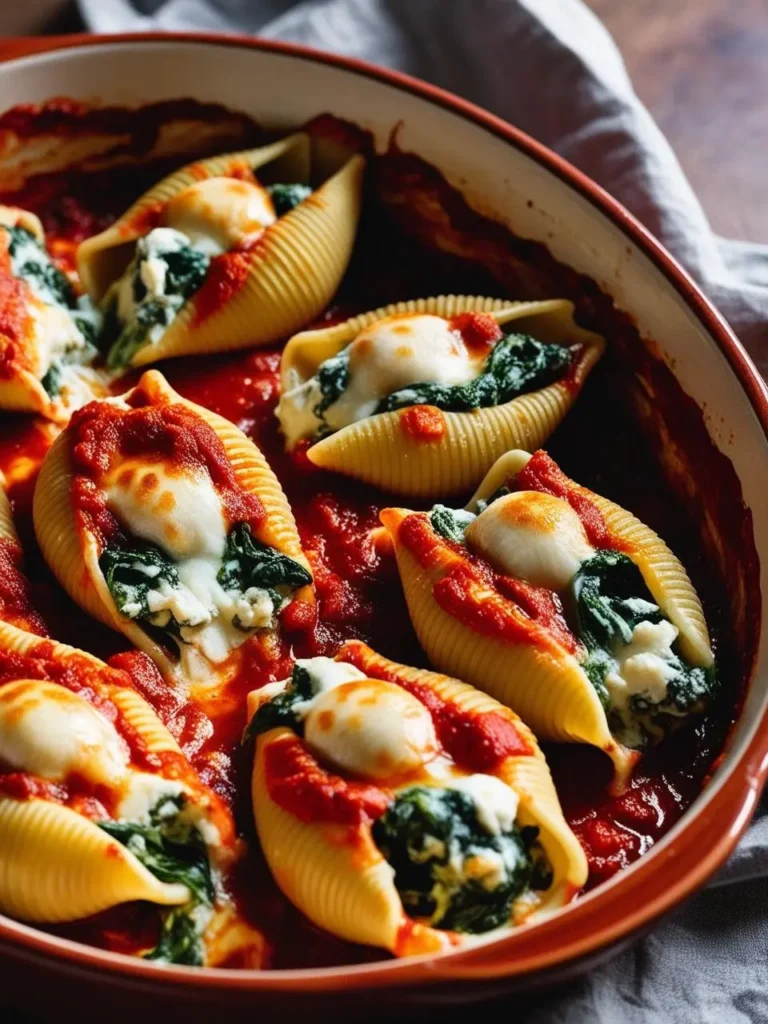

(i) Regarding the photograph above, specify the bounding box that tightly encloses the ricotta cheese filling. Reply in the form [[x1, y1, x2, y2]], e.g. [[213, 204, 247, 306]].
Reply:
[[104, 463, 285, 678], [604, 618, 682, 746], [162, 177, 277, 254], [277, 314, 486, 446], [5, 224, 101, 401]]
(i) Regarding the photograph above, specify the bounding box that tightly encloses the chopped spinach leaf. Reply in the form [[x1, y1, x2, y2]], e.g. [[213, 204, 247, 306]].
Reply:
[[99, 796, 214, 966], [218, 522, 312, 594], [311, 349, 351, 433], [372, 786, 538, 934], [376, 333, 572, 414], [40, 362, 63, 399], [267, 182, 313, 216], [144, 904, 207, 967], [105, 229, 211, 369], [5, 226, 74, 307], [570, 549, 716, 735], [100, 541, 180, 622], [429, 505, 475, 544], [247, 663, 314, 739]]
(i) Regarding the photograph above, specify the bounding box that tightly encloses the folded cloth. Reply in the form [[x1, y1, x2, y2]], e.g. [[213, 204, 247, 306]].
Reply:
[[76, 1, 768, 1020]]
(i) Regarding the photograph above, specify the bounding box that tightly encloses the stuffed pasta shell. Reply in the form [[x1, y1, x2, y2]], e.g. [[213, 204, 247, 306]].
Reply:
[[33, 369, 314, 693], [382, 450, 716, 788], [0, 621, 265, 967], [0, 477, 47, 636], [77, 134, 365, 370], [276, 295, 604, 497], [0, 204, 106, 421], [247, 640, 586, 956]]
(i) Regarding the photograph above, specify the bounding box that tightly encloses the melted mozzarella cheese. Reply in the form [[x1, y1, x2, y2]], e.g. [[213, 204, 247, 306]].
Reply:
[[277, 314, 484, 446], [0, 681, 129, 785], [465, 490, 594, 591], [304, 678, 439, 781], [163, 177, 276, 254], [106, 462, 227, 561], [605, 619, 679, 718], [450, 774, 519, 836]]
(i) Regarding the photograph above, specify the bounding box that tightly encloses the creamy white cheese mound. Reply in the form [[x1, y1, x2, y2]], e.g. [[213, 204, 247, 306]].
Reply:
[[465, 490, 595, 592], [449, 774, 520, 837], [0, 683, 130, 786], [277, 313, 487, 446], [162, 177, 277, 254]]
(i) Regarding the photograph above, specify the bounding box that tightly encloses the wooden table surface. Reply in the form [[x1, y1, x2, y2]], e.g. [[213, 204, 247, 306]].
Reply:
[[587, 0, 768, 243]]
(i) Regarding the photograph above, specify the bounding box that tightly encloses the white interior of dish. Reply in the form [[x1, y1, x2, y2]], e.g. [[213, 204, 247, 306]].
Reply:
[[0, 38, 766, 955]]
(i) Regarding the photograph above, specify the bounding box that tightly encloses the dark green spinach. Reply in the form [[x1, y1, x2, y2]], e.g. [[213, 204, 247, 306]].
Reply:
[[246, 663, 314, 739], [429, 505, 475, 544], [99, 795, 214, 966], [570, 549, 716, 724], [218, 522, 312, 594], [100, 541, 180, 623], [376, 333, 572, 414], [372, 786, 538, 934], [267, 182, 313, 216]]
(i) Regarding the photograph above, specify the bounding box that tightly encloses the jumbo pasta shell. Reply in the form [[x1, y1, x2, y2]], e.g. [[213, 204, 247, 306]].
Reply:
[[0, 621, 182, 757], [78, 134, 365, 366], [283, 295, 604, 498], [380, 508, 636, 789], [0, 796, 189, 923], [469, 449, 713, 668], [0, 478, 18, 545], [78, 134, 311, 299], [336, 640, 588, 908], [33, 371, 313, 685], [252, 727, 413, 953], [0, 205, 45, 242]]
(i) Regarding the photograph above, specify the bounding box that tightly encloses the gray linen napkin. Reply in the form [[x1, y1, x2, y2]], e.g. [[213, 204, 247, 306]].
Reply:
[[74, 1, 768, 1020]]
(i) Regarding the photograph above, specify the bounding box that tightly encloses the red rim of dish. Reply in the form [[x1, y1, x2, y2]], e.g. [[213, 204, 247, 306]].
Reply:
[[0, 30, 767, 995]]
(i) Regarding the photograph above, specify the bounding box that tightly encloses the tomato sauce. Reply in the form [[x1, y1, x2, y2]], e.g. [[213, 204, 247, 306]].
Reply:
[[0, 103, 753, 968]]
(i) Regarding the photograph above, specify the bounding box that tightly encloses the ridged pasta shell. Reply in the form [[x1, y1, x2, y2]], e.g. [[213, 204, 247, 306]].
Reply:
[[252, 728, 410, 952], [33, 370, 313, 685], [0, 478, 19, 546], [77, 134, 311, 299], [78, 134, 365, 366], [0, 205, 45, 242], [380, 508, 636, 789], [282, 295, 604, 498], [336, 640, 588, 906], [0, 621, 182, 757], [0, 796, 189, 923], [588, 494, 712, 668], [468, 449, 712, 668]]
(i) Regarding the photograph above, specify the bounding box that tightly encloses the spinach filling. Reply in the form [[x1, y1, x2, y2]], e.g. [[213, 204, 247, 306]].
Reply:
[[429, 505, 475, 544], [4, 225, 102, 395], [569, 549, 716, 741], [99, 522, 311, 641], [266, 182, 313, 217], [372, 786, 547, 934], [99, 794, 214, 966], [102, 231, 211, 370], [377, 332, 571, 414], [307, 331, 572, 440], [247, 663, 315, 739]]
